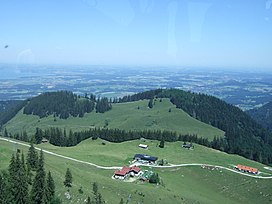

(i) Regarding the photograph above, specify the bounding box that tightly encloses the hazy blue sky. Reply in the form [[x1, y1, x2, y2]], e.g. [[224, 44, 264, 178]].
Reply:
[[0, 0, 271, 69]]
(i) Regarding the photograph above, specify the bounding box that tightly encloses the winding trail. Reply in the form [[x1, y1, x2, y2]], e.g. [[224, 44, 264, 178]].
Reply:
[[0, 137, 121, 170], [1, 137, 272, 179], [136, 163, 272, 179]]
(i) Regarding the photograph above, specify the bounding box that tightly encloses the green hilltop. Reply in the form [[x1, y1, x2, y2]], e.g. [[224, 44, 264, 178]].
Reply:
[[4, 98, 224, 141]]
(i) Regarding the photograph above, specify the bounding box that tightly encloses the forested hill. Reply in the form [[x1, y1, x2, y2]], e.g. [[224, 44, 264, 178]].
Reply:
[[119, 89, 272, 165], [0, 100, 27, 128], [23, 91, 111, 119], [0, 100, 20, 113], [246, 102, 272, 132]]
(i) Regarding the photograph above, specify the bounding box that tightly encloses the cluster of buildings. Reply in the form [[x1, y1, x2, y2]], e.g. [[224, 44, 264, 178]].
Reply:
[[114, 166, 142, 180], [113, 153, 158, 181]]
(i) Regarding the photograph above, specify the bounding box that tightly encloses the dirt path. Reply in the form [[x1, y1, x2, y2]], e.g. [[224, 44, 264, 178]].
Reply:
[[0, 137, 121, 170], [1, 137, 272, 179], [135, 163, 272, 179]]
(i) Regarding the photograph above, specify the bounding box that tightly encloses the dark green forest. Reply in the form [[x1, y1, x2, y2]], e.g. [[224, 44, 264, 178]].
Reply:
[[247, 101, 272, 132], [0, 100, 27, 128], [3, 127, 208, 148], [0, 100, 20, 113], [23, 91, 111, 119]]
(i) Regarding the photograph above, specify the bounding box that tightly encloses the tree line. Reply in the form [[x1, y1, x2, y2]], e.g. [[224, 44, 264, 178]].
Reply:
[[23, 91, 112, 119], [6, 126, 209, 149]]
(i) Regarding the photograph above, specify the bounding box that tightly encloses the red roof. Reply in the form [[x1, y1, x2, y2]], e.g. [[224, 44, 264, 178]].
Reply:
[[236, 164, 258, 173], [130, 166, 141, 173], [114, 166, 141, 176]]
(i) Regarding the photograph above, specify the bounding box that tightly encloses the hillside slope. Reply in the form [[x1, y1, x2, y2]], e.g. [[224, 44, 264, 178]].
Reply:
[[119, 89, 272, 164], [3, 88, 272, 165], [247, 102, 272, 131], [4, 99, 224, 141], [1, 138, 272, 204]]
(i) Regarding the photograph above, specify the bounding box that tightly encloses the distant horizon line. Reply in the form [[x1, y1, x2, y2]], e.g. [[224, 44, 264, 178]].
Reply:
[[0, 62, 271, 73]]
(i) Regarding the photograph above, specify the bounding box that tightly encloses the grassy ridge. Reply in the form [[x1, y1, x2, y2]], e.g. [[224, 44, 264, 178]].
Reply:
[[1, 138, 272, 204], [39, 138, 271, 173], [4, 99, 224, 140]]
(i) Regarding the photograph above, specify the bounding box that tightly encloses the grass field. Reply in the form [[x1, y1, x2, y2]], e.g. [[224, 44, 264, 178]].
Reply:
[[38, 137, 272, 172], [4, 99, 224, 140], [1, 138, 272, 204]]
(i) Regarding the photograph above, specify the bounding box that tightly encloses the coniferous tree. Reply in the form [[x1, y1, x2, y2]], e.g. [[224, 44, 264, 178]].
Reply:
[[92, 182, 98, 203], [119, 198, 124, 204], [0, 171, 9, 204], [149, 173, 160, 184], [35, 128, 43, 144], [26, 161, 33, 185], [15, 152, 29, 204], [0, 173, 4, 203], [46, 171, 55, 203], [27, 142, 38, 170], [31, 150, 47, 204], [148, 98, 153, 108], [159, 137, 165, 148], [97, 193, 103, 204], [8, 153, 17, 202], [4, 128, 8, 137], [64, 168, 72, 189], [87, 196, 91, 204]]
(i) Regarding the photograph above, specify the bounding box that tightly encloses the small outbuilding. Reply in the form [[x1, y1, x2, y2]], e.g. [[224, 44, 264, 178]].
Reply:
[[41, 138, 49, 143], [138, 144, 148, 149], [182, 143, 193, 149], [134, 154, 158, 164]]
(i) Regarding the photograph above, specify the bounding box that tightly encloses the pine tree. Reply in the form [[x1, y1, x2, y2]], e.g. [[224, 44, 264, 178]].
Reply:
[[15, 152, 29, 204], [87, 196, 91, 204], [0, 173, 4, 202], [92, 182, 98, 203], [64, 168, 72, 188], [149, 173, 160, 184], [8, 153, 17, 202], [4, 128, 8, 137], [0, 171, 9, 204], [159, 137, 165, 148], [35, 128, 43, 144], [27, 142, 38, 170], [8, 154, 16, 181], [46, 171, 55, 202], [148, 98, 153, 108], [26, 161, 33, 185], [31, 150, 47, 204], [97, 193, 103, 204]]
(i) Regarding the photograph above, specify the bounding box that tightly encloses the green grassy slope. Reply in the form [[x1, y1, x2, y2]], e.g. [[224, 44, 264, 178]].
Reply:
[[1, 138, 272, 204], [39, 138, 272, 172], [4, 99, 224, 140]]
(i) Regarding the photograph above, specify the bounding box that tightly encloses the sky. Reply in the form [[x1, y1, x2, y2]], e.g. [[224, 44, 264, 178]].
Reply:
[[0, 0, 272, 70]]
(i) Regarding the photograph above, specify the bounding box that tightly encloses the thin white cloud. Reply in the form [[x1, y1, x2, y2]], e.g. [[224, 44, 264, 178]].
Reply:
[[16, 49, 35, 65]]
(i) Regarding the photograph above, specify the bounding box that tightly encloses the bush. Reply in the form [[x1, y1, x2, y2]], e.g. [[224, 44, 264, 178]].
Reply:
[[149, 173, 160, 184]]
